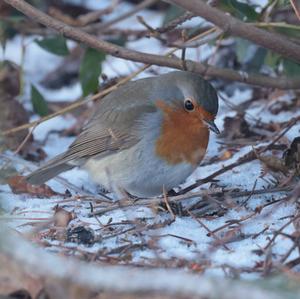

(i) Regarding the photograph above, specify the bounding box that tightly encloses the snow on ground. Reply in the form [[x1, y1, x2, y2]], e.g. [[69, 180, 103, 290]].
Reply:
[[1, 0, 299, 279]]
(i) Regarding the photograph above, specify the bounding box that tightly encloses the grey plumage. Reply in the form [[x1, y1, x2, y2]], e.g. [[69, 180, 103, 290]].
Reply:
[[26, 71, 218, 185], [26, 154, 74, 185]]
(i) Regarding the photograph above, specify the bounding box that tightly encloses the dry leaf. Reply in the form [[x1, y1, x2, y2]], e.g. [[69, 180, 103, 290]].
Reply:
[[220, 114, 256, 140], [220, 150, 233, 160], [284, 136, 300, 176], [7, 175, 60, 198], [0, 62, 32, 152], [257, 155, 288, 173], [53, 207, 74, 227]]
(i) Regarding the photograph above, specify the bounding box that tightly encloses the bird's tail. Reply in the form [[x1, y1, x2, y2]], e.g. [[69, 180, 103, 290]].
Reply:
[[26, 153, 75, 185]]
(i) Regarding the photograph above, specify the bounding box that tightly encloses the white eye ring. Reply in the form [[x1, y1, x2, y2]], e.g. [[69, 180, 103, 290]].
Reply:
[[184, 98, 195, 111]]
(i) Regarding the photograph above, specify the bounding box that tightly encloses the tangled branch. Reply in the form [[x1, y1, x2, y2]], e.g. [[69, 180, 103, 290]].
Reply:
[[4, 0, 300, 89]]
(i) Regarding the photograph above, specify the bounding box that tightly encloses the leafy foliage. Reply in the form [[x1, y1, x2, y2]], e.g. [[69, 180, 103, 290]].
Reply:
[[35, 35, 69, 56], [31, 84, 48, 116], [217, 0, 300, 76], [218, 0, 259, 21], [0, 18, 21, 50], [79, 47, 106, 96], [282, 59, 300, 77], [0, 21, 9, 50], [162, 4, 186, 25]]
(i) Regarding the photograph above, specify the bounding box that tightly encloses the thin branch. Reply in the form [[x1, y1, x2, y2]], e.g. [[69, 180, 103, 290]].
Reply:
[[4, 0, 300, 90], [167, 0, 300, 63], [188, 211, 231, 251], [290, 0, 300, 21], [3, 66, 149, 136], [155, 11, 195, 34], [13, 123, 36, 154], [3, 26, 218, 136], [3, 28, 216, 136], [78, 0, 120, 26], [48, 1, 120, 27], [170, 28, 223, 48], [179, 116, 299, 194], [83, 0, 159, 32], [89, 185, 291, 217]]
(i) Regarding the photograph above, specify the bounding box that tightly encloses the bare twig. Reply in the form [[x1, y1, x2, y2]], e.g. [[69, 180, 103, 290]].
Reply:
[[155, 11, 195, 34], [167, 0, 300, 63], [90, 185, 292, 216], [3, 28, 215, 136], [48, 1, 120, 27], [13, 124, 36, 155], [3, 65, 149, 136], [163, 186, 176, 220], [3, 27, 217, 136], [290, 0, 300, 21], [179, 117, 299, 194], [78, 0, 120, 26], [83, 0, 158, 32], [48, 0, 119, 27], [188, 211, 231, 251], [4, 0, 300, 90], [264, 214, 300, 250], [169, 28, 223, 48]]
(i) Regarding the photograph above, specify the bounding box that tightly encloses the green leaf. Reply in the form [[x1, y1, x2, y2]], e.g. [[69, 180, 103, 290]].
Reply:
[[247, 48, 267, 72], [218, 0, 259, 21], [31, 84, 48, 116], [79, 48, 105, 96], [0, 20, 18, 50], [282, 58, 300, 77], [0, 16, 24, 50], [0, 21, 8, 50], [35, 35, 69, 56], [276, 0, 291, 8], [235, 38, 267, 72], [107, 37, 127, 47], [162, 4, 186, 25], [264, 51, 281, 69], [6, 16, 25, 22], [273, 25, 300, 39], [235, 38, 252, 63]]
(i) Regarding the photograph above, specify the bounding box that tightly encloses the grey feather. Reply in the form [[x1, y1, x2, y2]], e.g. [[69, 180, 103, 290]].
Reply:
[[26, 153, 74, 185], [26, 71, 218, 185]]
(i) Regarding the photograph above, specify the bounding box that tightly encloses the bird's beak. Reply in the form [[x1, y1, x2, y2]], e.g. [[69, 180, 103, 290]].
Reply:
[[204, 119, 220, 134]]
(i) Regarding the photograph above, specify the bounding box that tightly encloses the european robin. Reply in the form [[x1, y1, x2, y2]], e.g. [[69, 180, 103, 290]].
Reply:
[[27, 71, 219, 197]]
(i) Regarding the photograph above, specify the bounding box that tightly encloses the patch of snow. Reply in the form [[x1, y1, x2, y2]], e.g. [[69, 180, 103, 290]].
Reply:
[[0, 0, 298, 280]]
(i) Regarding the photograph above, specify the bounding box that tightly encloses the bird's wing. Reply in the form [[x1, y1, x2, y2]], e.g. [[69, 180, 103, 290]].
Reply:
[[26, 117, 143, 185], [61, 125, 137, 163], [26, 74, 184, 185], [54, 82, 158, 166]]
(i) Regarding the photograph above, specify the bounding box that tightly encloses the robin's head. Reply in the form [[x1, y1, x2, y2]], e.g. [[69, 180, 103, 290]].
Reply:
[[154, 71, 219, 134]]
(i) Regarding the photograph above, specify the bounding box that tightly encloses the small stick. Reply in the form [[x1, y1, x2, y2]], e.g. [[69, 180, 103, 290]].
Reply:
[[188, 211, 230, 251], [13, 124, 37, 155], [290, 0, 300, 21], [162, 185, 176, 220]]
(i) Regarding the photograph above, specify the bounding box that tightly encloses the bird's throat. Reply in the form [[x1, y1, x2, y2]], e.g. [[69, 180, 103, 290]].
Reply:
[[155, 101, 209, 165]]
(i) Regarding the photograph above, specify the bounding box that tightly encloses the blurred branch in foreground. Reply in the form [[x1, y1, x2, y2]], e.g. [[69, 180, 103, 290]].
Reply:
[[0, 225, 298, 299]]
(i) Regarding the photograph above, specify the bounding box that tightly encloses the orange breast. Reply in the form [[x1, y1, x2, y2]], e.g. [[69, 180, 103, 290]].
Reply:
[[155, 100, 210, 165]]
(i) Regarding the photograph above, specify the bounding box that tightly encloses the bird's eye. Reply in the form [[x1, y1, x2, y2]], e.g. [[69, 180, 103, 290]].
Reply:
[[184, 99, 195, 111]]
